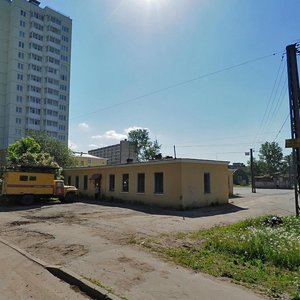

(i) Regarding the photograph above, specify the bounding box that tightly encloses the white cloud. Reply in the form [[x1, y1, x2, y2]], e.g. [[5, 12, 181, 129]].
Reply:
[[89, 144, 101, 148], [78, 122, 90, 130], [91, 135, 102, 139], [69, 140, 78, 151], [91, 130, 127, 140], [124, 126, 148, 134]]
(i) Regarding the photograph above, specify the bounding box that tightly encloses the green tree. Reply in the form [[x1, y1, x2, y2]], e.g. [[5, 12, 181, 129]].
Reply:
[[7, 137, 41, 165], [17, 152, 59, 168], [128, 129, 161, 161], [28, 131, 76, 168], [246, 158, 265, 177], [258, 142, 283, 176]]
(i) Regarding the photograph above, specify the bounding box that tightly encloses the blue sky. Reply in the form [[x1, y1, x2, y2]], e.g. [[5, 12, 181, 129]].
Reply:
[[42, 0, 300, 164]]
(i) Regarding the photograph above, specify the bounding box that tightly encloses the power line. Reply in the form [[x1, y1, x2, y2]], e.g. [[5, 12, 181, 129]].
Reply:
[[174, 142, 262, 148], [268, 77, 288, 125], [273, 113, 289, 142], [254, 54, 285, 143], [71, 51, 282, 120], [263, 64, 287, 129]]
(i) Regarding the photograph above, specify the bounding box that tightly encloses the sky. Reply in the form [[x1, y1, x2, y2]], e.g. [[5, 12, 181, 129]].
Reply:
[[41, 0, 300, 164]]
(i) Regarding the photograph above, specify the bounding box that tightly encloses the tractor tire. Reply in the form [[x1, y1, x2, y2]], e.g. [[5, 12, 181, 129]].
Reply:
[[21, 195, 34, 206]]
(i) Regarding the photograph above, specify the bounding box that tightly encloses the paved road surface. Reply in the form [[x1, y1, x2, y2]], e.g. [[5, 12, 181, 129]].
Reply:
[[0, 242, 89, 300], [0, 187, 295, 300]]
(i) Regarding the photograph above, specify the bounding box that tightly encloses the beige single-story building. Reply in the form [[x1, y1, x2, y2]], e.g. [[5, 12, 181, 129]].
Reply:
[[63, 158, 230, 209], [73, 152, 107, 167]]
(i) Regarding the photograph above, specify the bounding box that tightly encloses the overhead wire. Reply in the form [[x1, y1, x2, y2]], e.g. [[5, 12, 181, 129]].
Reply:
[[254, 54, 285, 143], [273, 113, 290, 142], [71, 51, 283, 120], [263, 65, 286, 127], [268, 76, 288, 125]]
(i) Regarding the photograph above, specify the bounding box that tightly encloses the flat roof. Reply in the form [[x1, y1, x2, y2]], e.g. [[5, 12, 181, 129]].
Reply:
[[65, 158, 229, 171]]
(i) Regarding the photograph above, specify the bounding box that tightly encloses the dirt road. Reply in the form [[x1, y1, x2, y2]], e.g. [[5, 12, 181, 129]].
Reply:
[[0, 188, 294, 299]]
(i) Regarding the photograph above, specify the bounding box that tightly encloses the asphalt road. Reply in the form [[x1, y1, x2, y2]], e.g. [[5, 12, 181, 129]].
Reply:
[[0, 187, 296, 300]]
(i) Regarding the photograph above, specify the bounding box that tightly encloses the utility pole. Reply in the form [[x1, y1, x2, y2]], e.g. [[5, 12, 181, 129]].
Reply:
[[250, 149, 256, 193], [286, 43, 300, 217], [245, 149, 256, 193]]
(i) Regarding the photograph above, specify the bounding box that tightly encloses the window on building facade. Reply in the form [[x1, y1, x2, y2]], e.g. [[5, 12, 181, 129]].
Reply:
[[137, 173, 145, 193], [18, 51, 24, 59], [122, 174, 129, 192], [16, 107, 22, 113], [154, 172, 164, 194], [204, 173, 211, 194], [109, 174, 115, 191], [75, 176, 79, 188], [83, 175, 88, 190], [19, 31, 25, 38], [15, 128, 21, 136], [67, 176, 71, 185], [18, 41, 24, 48]]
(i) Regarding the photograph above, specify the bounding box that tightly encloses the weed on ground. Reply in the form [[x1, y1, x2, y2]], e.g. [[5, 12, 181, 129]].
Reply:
[[140, 215, 300, 299]]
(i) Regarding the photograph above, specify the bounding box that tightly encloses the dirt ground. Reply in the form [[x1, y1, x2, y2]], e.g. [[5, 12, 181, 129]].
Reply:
[[0, 187, 295, 299]]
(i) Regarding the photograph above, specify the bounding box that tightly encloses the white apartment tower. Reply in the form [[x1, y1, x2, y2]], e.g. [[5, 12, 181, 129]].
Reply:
[[0, 0, 72, 149]]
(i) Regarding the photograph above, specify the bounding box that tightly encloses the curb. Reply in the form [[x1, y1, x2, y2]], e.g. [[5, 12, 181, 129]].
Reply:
[[0, 237, 122, 300]]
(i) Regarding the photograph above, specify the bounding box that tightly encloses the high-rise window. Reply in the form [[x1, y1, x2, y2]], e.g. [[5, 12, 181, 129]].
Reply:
[[20, 10, 26, 17]]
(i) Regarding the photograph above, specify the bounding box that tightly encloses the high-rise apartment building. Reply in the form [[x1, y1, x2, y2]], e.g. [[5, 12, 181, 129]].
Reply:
[[0, 0, 72, 149], [88, 140, 138, 165]]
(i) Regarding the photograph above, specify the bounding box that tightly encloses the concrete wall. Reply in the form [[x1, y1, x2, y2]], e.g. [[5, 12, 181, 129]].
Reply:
[[63, 159, 229, 209], [180, 161, 229, 208]]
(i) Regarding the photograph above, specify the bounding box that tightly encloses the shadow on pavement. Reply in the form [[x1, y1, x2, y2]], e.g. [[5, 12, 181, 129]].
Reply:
[[0, 198, 61, 212], [77, 197, 247, 218], [0, 196, 247, 218]]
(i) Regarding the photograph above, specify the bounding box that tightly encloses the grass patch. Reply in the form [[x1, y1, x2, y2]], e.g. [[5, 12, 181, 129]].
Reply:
[[143, 216, 300, 299]]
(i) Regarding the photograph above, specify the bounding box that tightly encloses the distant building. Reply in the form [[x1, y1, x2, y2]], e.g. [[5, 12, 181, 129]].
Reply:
[[0, 0, 72, 149], [232, 168, 249, 185], [228, 162, 246, 169], [228, 163, 248, 185], [73, 152, 107, 167], [255, 175, 292, 189], [88, 140, 137, 165]]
